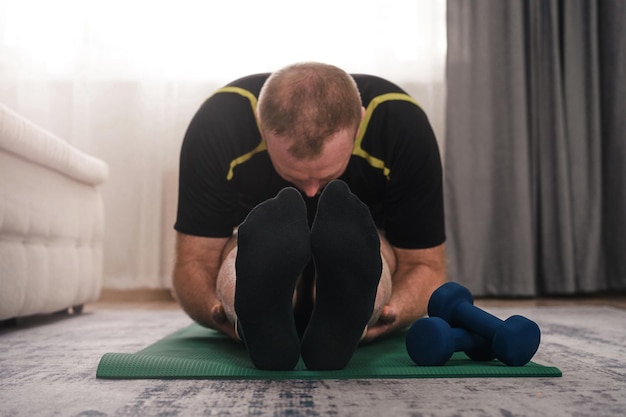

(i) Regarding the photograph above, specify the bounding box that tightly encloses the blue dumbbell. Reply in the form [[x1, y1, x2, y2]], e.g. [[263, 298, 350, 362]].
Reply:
[[406, 317, 495, 365], [428, 282, 541, 366]]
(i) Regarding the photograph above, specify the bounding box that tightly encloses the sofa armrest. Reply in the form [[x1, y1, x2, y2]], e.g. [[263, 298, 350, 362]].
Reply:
[[0, 103, 109, 185]]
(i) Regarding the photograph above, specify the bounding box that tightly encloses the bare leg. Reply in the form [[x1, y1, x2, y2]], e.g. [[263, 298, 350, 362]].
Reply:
[[215, 236, 238, 327], [368, 232, 395, 328]]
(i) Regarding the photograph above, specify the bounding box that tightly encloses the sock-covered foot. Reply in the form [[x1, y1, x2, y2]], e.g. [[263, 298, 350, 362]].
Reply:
[[301, 180, 382, 370], [234, 187, 311, 370]]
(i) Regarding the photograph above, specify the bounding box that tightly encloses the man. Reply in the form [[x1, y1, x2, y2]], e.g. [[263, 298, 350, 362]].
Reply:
[[173, 62, 446, 371]]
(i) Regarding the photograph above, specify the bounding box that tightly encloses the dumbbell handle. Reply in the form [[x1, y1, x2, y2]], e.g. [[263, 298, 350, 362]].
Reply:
[[452, 302, 504, 340], [453, 326, 487, 352]]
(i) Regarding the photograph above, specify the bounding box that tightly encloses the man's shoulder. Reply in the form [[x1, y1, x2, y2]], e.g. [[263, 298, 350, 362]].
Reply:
[[351, 74, 408, 103], [225, 73, 271, 96], [184, 75, 265, 159], [194, 74, 270, 122]]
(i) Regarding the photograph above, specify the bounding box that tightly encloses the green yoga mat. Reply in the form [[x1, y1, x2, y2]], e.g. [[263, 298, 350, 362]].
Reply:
[[96, 324, 562, 380]]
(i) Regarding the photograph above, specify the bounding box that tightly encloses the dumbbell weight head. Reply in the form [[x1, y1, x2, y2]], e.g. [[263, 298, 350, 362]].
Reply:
[[427, 282, 474, 324], [492, 315, 541, 366], [406, 317, 455, 365]]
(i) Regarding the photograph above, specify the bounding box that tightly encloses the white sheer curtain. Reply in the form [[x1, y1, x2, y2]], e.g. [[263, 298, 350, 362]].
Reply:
[[0, 0, 446, 289]]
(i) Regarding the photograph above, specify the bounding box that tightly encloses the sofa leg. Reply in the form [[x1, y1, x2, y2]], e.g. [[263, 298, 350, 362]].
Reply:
[[72, 305, 84, 314]]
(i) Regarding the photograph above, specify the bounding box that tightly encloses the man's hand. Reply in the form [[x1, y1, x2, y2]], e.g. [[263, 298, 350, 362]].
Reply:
[[364, 243, 447, 342], [211, 302, 239, 340], [363, 305, 398, 342]]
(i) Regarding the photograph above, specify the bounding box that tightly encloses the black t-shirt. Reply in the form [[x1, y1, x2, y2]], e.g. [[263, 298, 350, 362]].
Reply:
[[175, 73, 445, 249]]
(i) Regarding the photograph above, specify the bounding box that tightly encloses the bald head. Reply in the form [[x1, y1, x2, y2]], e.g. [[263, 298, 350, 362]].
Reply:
[[257, 62, 363, 159]]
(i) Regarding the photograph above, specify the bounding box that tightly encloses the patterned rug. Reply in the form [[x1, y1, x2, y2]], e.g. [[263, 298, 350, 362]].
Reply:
[[1, 305, 624, 416]]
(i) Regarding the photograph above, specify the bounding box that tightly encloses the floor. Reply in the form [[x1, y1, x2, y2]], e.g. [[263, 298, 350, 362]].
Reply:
[[4, 289, 625, 417]]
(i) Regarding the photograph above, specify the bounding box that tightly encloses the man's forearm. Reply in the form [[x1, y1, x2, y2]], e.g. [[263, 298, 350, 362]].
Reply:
[[389, 263, 446, 329], [173, 233, 234, 335], [172, 261, 221, 329], [364, 244, 447, 341], [387, 243, 447, 330]]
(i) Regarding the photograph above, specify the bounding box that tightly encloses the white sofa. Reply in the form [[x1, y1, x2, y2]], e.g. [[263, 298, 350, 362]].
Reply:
[[0, 103, 108, 321]]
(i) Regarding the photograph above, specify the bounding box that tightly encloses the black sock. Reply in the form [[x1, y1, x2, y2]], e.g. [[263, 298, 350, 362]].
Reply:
[[234, 187, 311, 370], [301, 180, 382, 370]]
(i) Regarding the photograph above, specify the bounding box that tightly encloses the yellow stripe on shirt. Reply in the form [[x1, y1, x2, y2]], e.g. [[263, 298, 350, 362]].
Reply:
[[226, 140, 267, 181], [215, 87, 266, 181], [353, 93, 421, 180], [214, 86, 259, 111]]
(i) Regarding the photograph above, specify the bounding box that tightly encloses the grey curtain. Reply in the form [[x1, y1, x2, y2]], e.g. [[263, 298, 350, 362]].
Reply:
[[444, 0, 626, 296]]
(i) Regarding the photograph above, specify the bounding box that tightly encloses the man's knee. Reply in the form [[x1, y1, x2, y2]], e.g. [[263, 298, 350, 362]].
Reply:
[[378, 232, 397, 275], [220, 233, 238, 262]]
